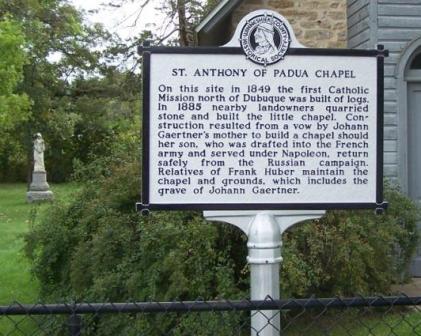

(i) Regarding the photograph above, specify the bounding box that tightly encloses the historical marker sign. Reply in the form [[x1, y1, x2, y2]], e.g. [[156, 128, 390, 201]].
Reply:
[[138, 11, 386, 211]]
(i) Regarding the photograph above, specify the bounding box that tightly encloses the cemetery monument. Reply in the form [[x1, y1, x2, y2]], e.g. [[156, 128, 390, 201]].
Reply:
[[27, 133, 54, 202]]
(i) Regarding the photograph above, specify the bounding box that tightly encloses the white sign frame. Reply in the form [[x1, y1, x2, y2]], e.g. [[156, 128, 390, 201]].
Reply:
[[138, 46, 387, 212], [137, 10, 387, 212]]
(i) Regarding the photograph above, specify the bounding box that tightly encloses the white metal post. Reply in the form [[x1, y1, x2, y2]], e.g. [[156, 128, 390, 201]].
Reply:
[[248, 213, 282, 335], [203, 210, 325, 336]]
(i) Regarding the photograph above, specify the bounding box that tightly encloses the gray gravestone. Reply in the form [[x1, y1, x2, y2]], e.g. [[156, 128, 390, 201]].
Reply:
[[27, 133, 53, 202]]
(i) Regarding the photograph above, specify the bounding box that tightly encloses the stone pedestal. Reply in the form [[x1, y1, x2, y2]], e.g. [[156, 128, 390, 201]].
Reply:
[[27, 171, 54, 203]]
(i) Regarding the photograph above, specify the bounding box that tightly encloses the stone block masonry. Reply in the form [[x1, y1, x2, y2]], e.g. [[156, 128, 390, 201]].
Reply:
[[231, 0, 347, 48]]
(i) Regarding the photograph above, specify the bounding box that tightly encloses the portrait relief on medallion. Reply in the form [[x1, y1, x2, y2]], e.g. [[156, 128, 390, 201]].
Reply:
[[240, 13, 291, 66]]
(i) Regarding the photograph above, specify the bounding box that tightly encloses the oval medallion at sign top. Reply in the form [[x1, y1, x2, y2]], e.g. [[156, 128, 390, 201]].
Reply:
[[224, 10, 306, 66]]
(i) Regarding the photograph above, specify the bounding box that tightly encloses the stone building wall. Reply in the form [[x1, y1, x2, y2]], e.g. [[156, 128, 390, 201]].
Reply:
[[231, 0, 347, 48]]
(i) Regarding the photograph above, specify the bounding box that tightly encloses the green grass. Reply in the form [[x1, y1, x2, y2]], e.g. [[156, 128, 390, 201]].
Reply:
[[0, 183, 77, 304], [0, 183, 78, 334]]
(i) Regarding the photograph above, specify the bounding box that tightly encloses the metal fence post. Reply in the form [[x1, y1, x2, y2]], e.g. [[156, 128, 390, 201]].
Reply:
[[68, 314, 82, 336]]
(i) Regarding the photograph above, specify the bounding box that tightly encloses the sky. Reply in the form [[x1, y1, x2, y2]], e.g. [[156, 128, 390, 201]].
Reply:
[[70, 0, 165, 40]]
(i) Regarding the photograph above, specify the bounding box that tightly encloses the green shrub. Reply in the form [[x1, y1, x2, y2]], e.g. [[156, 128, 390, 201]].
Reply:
[[25, 138, 419, 333], [281, 185, 419, 297], [25, 135, 247, 334]]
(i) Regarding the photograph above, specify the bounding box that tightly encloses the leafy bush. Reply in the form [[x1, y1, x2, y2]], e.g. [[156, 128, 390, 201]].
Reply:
[[25, 138, 419, 333], [281, 185, 419, 297], [25, 135, 247, 334]]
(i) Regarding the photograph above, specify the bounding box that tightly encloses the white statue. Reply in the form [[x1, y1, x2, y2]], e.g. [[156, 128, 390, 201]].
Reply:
[[33, 133, 45, 172]]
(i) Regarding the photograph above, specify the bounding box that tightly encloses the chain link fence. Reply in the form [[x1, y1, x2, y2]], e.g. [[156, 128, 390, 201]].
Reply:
[[1, 296, 421, 335]]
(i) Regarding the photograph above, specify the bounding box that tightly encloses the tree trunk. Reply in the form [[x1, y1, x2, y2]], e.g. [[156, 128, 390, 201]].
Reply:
[[177, 0, 190, 46]]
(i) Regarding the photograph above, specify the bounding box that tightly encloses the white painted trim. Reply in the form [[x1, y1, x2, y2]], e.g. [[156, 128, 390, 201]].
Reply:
[[405, 76, 421, 82], [396, 37, 421, 193], [405, 69, 421, 79], [195, 0, 234, 34], [369, 0, 378, 48]]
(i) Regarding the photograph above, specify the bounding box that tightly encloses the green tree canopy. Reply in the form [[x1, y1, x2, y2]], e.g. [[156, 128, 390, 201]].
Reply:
[[0, 17, 30, 130], [0, 0, 140, 182], [0, 0, 221, 182]]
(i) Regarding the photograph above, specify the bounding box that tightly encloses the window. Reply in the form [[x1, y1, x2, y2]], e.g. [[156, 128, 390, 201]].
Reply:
[[410, 53, 421, 69]]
